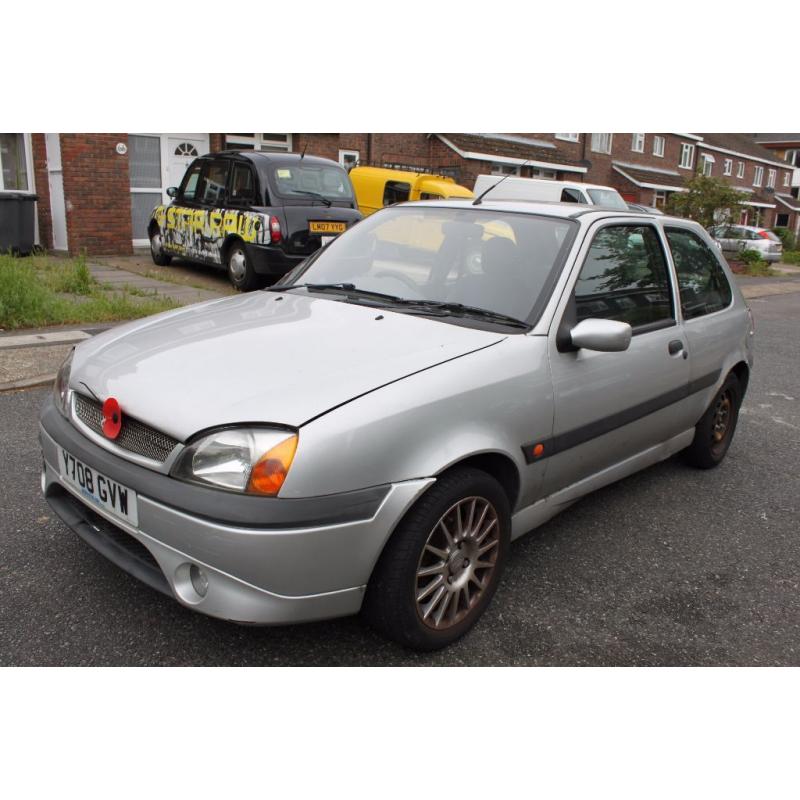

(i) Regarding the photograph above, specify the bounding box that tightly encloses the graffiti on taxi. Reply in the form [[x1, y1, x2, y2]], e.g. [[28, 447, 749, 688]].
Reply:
[[152, 205, 268, 264]]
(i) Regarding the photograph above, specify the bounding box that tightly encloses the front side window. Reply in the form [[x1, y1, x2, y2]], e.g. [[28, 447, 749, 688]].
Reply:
[[561, 188, 585, 203], [679, 143, 695, 169], [574, 225, 674, 330], [665, 227, 732, 320], [383, 180, 411, 205], [179, 161, 203, 201], [281, 206, 576, 325], [652, 135, 665, 157], [197, 160, 230, 206], [753, 166, 764, 187], [631, 133, 645, 152], [591, 133, 613, 154]]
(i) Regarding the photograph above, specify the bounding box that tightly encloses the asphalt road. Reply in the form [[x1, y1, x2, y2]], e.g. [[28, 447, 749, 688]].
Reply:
[[1, 291, 799, 666]]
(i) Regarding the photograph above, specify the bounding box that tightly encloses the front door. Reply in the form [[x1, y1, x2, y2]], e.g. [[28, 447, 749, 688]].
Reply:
[[167, 137, 207, 200], [542, 221, 693, 497]]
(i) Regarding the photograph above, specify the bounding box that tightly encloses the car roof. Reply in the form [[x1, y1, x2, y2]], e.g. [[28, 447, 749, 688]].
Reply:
[[395, 198, 692, 224], [211, 151, 342, 168]]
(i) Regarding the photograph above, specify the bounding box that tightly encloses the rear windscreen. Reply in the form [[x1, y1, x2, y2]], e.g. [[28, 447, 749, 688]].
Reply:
[[271, 165, 354, 202]]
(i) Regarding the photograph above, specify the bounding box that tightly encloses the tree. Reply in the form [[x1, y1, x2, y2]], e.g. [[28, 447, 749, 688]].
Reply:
[[666, 173, 746, 229]]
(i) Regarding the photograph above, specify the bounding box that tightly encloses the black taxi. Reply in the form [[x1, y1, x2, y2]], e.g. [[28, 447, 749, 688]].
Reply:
[[148, 151, 361, 290]]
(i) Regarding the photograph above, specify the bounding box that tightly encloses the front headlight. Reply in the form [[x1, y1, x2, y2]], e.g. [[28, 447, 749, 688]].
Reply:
[[171, 428, 298, 496], [53, 350, 73, 417]]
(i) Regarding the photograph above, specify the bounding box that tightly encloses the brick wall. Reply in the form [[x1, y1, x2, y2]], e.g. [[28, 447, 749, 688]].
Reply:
[[31, 134, 53, 250], [60, 134, 133, 255]]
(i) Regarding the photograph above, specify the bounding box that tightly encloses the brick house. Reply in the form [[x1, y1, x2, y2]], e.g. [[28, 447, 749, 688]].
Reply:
[[752, 133, 800, 234], [7, 131, 798, 255]]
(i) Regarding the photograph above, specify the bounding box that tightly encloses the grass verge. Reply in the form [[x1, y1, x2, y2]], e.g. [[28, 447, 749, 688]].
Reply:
[[0, 254, 179, 330]]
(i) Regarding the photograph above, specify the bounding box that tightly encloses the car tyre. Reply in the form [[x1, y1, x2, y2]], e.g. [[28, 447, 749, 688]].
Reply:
[[149, 228, 172, 266], [684, 373, 741, 469], [226, 241, 260, 292], [363, 467, 511, 651]]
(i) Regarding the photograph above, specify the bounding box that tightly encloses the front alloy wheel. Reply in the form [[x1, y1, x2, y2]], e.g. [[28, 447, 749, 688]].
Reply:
[[363, 467, 510, 650], [149, 229, 172, 266], [227, 243, 259, 291]]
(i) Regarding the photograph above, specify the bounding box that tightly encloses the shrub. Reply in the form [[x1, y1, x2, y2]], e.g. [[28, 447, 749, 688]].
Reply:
[[737, 248, 764, 265], [772, 227, 796, 251], [782, 250, 800, 265]]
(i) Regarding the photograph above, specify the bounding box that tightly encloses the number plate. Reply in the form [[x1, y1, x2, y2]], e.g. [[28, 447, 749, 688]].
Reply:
[[309, 221, 347, 234], [59, 448, 138, 526]]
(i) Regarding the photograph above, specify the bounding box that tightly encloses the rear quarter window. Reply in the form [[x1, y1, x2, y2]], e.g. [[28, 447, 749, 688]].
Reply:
[[664, 227, 733, 320]]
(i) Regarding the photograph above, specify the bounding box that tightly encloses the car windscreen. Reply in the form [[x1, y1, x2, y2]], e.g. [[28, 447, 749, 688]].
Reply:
[[586, 188, 628, 210], [270, 164, 354, 202], [281, 206, 577, 324]]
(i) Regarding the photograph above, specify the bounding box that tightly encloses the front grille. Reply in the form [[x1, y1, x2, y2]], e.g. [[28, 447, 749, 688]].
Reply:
[[74, 393, 179, 463]]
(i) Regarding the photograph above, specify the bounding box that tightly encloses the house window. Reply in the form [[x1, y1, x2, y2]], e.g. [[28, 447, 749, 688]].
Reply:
[[784, 172, 791, 187], [777, 213, 790, 227], [723, 158, 732, 176], [786, 149, 800, 167], [652, 135, 665, 157], [753, 166, 764, 187], [491, 163, 520, 176], [591, 133, 613, 154], [631, 133, 645, 153], [555, 133, 579, 142], [701, 155, 713, 177], [767, 169, 776, 188], [224, 133, 292, 152], [0, 133, 31, 191], [679, 143, 695, 169], [654, 190, 668, 209], [128, 134, 163, 242], [736, 161, 745, 178], [531, 168, 557, 179], [339, 150, 359, 171]]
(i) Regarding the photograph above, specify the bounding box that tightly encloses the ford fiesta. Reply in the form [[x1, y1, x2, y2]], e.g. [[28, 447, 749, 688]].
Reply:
[[39, 200, 754, 650]]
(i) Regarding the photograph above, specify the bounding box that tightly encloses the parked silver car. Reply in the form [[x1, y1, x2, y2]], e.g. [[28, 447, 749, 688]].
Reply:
[[40, 201, 754, 650], [708, 224, 783, 262]]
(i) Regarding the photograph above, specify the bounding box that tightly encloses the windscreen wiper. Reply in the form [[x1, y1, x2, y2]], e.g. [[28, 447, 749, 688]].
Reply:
[[403, 300, 530, 329], [288, 190, 332, 207], [282, 283, 414, 304]]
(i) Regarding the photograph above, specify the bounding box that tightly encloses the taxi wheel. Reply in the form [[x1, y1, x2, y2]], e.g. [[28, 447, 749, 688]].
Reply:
[[149, 229, 172, 266], [226, 243, 260, 292], [684, 373, 741, 469], [363, 467, 510, 651]]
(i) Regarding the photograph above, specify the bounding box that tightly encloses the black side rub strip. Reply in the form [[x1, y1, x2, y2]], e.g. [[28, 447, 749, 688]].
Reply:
[[522, 369, 721, 464]]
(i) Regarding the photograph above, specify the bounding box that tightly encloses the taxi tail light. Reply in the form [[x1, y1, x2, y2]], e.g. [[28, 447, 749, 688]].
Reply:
[[269, 216, 282, 243], [247, 434, 298, 495]]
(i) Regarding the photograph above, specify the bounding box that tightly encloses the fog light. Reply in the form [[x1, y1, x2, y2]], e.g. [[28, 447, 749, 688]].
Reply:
[[190, 565, 208, 598]]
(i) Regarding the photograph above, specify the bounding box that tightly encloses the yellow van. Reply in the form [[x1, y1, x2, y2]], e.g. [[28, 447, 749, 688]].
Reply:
[[349, 166, 473, 216]]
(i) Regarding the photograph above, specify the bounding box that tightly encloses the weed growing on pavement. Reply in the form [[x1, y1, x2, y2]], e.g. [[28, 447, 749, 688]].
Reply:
[[0, 253, 179, 330]]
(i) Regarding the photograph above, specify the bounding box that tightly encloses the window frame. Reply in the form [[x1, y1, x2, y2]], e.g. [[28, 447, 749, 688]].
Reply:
[[663, 224, 734, 322], [701, 155, 713, 177], [0, 132, 34, 192], [590, 133, 613, 154], [783, 172, 791, 187], [568, 221, 678, 337], [679, 143, 695, 170], [196, 158, 231, 207], [723, 158, 733, 176], [338, 149, 359, 170], [753, 165, 764, 187], [177, 158, 205, 203], [555, 133, 580, 142], [631, 133, 645, 153], [767, 168, 776, 189], [652, 135, 665, 158], [227, 160, 258, 208], [736, 161, 745, 179], [224, 134, 292, 153]]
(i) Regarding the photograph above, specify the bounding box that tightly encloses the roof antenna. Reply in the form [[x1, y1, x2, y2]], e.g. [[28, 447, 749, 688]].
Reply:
[[473, 160, 531, 205], [300, 143, 308, 160]]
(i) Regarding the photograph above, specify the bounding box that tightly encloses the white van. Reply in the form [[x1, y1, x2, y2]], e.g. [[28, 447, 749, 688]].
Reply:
[[473, 175, 628, 210]]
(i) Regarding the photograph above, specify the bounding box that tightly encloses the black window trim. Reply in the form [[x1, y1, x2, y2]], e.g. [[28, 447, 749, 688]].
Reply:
[[662, 224, 735, 322]]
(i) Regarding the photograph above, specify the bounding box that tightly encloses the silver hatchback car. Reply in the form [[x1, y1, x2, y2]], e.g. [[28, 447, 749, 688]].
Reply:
[[40, 201, 754, 650]]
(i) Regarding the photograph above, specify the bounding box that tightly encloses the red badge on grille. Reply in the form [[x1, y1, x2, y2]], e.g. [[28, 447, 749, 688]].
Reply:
[[102, 397, 122, 440]]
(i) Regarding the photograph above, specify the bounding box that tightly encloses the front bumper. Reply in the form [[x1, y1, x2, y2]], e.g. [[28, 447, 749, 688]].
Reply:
[[39, 400, 433, 625]]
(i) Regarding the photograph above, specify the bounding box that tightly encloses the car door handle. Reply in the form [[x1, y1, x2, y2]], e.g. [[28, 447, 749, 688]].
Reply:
[[668, 339, 684, 356]]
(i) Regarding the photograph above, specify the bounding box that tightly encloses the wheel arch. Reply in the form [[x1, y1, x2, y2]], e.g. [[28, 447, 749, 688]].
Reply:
[[437, 451, 521, 512], [220, 233, 245, 264], [729, 360, 750, 397]]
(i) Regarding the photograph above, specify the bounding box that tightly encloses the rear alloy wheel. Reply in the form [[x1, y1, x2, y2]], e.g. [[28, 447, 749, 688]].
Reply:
[[363, 467, 510, 650], [149, 229, 172, 266], [226, 242, 260, 292], [684, 373, 741, 469]]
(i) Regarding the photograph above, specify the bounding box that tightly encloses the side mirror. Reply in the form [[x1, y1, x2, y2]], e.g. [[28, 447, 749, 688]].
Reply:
[[570, 318, 632, 352], [166, 186, 178, 198]]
